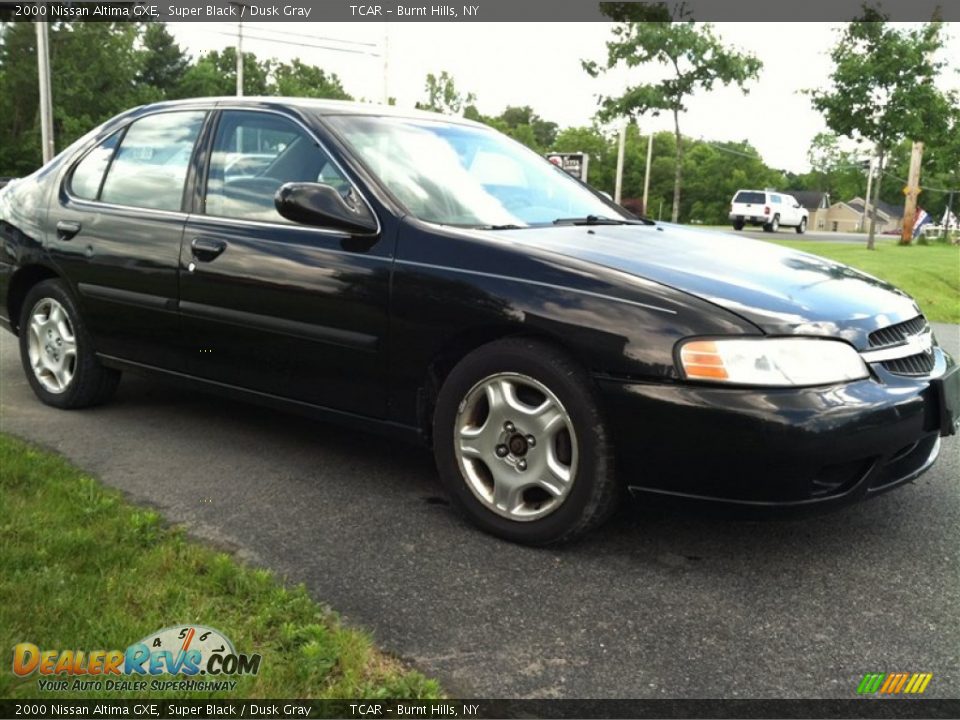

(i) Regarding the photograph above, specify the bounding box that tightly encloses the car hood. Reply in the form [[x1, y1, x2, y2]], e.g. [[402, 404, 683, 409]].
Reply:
[[489, 223, 920, 348]]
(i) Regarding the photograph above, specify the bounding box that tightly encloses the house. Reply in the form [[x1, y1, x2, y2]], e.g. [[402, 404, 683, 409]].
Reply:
[[792, 191, 831, 231], [823, 196, 903, 234]]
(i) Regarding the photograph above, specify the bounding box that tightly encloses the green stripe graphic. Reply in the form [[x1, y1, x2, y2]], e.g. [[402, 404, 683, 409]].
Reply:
[[857, 673, 886, 694]]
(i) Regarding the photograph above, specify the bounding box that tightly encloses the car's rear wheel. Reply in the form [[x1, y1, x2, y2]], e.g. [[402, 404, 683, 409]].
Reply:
[[433, 337, 619, 545], [796, 218, 807, 234], [763, 215, 780, 233], [18, 279, 120, 409]]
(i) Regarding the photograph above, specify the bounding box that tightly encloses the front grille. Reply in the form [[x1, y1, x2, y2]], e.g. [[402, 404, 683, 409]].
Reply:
[[881, 353, 936, 376], [868, 315, 928, 348], [867, 315, 936, 376]]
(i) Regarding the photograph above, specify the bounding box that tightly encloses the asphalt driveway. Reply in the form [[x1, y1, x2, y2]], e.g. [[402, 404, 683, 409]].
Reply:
[[1, 324, 958, 699]]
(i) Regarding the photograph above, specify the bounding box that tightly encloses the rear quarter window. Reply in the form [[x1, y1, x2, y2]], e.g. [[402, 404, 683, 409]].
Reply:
[[69, 132, 120, 200]]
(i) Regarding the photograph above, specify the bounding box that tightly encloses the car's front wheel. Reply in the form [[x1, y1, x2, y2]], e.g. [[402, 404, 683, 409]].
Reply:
[[796, 218, 807, 234], [433, 338, 619, 545], [18, 279, 120, 409]]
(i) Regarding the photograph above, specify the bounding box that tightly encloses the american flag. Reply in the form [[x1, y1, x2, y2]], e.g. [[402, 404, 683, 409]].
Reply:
[[912, 208, 932, 238]]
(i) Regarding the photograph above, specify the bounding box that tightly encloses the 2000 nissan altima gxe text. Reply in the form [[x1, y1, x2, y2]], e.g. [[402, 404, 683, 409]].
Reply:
[[1, 98, 957, 544]]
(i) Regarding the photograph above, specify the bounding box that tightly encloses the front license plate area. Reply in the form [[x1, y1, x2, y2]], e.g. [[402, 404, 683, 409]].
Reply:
[[933, 364, 960, 436]]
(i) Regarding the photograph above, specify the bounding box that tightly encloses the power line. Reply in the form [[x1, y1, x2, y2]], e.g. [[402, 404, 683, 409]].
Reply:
[[209, 22, 379, 49], [879, 170, 959, 195], [701, 141, 763, 160], [206, 28, 381, 56]]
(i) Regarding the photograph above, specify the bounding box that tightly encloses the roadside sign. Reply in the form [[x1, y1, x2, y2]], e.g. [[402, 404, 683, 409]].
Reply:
[[546, 152, 589, 182]]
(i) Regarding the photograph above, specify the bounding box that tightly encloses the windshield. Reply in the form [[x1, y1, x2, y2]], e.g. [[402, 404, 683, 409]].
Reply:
[[326, 115, 627, 228]]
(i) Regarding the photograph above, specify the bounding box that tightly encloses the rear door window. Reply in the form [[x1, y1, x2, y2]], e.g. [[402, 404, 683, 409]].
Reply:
[[734, 191, 765, 204], [99, 111, 206, 212]]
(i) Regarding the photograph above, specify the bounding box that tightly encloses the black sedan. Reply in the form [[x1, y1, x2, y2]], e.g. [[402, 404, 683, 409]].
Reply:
[[1, 98, 957, 544]]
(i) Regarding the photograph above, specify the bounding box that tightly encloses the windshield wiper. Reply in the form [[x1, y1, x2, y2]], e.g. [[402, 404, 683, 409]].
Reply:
[[552, 215, 654, 226]]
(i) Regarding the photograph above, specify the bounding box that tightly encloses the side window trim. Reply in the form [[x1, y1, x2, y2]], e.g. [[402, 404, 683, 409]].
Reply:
[[94, 125, 129, 202], [200, 106, 380, 235], [184, 110, 220, 215], [196, 109, 224, 216]]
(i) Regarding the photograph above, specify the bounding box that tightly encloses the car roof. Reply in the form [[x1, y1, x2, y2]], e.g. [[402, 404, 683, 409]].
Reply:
[[133, 96, 487, 128]]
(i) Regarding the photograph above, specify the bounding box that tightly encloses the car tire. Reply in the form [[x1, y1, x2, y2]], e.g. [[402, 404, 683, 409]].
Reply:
[[796, 218, 807, 234], [732, 220, 744, 231], [18, 279, 121, 409], [433, 337, 619, 545], [763, 215, 780, 233]]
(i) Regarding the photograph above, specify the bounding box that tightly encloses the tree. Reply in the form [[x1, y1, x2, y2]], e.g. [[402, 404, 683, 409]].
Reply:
[[918, 99, 960, 241], [0, 22, 360, 177], [681, 139, 785, 224], [416, 71, 475, 115], [0, 21, 144, 176], [138, 23, 189, 100], [471, 106, 562, 154], [177, 48, 270, 98], [497, 106, 558, 149], [270, 58, 351, 99], [810, 13, 949, 249], [795, 131, 868, 202], [584, 12, 761, 222], [553, 126, 617, 192]]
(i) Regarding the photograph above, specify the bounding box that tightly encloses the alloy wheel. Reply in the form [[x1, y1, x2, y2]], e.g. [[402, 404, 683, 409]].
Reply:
[[26, 297, 77, 394], [454, 372, 579, 521]]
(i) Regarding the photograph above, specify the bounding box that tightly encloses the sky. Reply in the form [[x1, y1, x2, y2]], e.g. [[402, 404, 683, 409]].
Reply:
[[169, 22, 960, 173]]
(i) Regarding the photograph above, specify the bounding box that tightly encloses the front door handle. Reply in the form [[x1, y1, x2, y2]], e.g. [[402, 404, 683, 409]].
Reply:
[[56, 220, 82, 241], [191, 237, 227, 261]]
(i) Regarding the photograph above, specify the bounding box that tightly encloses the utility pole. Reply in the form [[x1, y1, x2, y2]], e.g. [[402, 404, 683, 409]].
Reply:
[[866, 147, 886, 250], [36, 19, 55, 164], [614, 120, 627, 205], [860, 153, 875, 233], [642, 131, 653, 216], [900, 141, 924, 245], [236, 21, 244, 96], [382, 24, 390, 104]]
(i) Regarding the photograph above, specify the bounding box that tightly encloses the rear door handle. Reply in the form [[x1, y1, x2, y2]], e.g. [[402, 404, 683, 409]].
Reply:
[[190, 237, 227, 261], [56, 220, 81, 241]]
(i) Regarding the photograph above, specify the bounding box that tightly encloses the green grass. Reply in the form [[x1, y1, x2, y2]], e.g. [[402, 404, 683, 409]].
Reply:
[[0, 434, 442, 700], [768, 239, 960, 324]]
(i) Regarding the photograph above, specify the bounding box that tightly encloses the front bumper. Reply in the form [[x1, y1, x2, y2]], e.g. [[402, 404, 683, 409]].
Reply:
[[596, 347, 955, 509]]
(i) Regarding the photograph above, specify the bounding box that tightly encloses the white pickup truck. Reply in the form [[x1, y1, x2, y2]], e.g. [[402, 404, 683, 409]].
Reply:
[[729, 189, 808, 234]]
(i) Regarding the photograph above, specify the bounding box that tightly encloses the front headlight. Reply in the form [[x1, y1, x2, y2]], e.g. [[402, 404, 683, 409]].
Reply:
[[678, 337, 869, 387]]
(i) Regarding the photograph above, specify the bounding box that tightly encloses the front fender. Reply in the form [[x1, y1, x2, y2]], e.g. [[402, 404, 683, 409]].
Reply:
[[387, 219, 761, 427]]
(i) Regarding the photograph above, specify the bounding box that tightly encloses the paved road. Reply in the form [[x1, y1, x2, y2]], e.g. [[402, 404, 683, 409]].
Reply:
[[1, 326, 958, 699], [737, 229, 876, 244]]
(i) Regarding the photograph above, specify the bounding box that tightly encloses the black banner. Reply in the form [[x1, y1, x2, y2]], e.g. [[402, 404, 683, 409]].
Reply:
[[3, 699, 960, 720], [0, 0, 957, 22]]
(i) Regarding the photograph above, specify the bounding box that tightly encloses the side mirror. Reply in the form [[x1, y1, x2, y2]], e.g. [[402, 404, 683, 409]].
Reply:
[[274, 182, 378, 234]]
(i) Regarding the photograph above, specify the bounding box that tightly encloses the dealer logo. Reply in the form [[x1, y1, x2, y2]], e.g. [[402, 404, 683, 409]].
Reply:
[[13, 625, 261, 686]]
